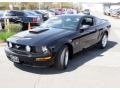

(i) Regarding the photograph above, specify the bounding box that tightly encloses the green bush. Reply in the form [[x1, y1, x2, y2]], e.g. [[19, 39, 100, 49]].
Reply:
[[0, 32, 15, 42], [0, 23, 22, 42], [5, 23, 22, 33]]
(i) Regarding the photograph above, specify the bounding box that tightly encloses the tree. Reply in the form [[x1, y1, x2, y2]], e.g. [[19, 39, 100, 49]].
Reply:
[[61, 2, 74, 8], [0, 2, 82, 10], [0, 2, 9, 10], [20, 2, 39, 10]]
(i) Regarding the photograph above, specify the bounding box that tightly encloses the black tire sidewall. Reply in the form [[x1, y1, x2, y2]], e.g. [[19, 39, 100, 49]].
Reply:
[[99, 33, 108, 49], [55, 45, 69, 69]]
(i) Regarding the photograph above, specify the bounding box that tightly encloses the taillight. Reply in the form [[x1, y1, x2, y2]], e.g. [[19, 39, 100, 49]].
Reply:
[[32, 18, 37, 22]]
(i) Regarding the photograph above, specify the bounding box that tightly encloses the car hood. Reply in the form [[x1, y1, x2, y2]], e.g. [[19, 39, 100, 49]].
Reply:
[[7, 27, 74, 46]]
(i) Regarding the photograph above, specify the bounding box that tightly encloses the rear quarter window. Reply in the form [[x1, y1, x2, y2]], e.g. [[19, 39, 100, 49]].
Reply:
[[24, 11, 38, 16]]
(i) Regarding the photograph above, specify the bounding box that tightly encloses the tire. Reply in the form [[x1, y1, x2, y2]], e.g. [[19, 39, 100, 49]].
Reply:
[[21, 23, 28, 30], [108, 13, 110, 16], [55, 45, 69, 70], [98, 33, 108, 49], [104, 12, 106, 15]]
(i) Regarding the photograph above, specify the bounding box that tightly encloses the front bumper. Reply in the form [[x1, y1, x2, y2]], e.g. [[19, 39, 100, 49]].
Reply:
[[5, 47, 54, 67], [112, 13, 120, 17]]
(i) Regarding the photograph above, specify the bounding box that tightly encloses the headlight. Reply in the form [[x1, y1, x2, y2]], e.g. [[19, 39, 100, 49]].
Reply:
[[26, 45, 31, 52], [41, 46, 48, 53], [8, 42, 12, 48]]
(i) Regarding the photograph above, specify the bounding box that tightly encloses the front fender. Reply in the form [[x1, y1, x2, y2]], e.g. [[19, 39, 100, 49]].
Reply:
[[48, 38, 72, 56]]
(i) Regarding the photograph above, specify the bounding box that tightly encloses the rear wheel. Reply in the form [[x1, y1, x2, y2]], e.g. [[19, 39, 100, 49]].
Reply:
[[98, 33, 108, 49], [108, 13, 110, 16], [55, 45, 69, 70], [104, 12, 106, 15], [22, 23, 28, 30]]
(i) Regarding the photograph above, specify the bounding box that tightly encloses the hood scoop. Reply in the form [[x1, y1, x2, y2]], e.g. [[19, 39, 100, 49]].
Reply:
[[29, 28, 49, 34]]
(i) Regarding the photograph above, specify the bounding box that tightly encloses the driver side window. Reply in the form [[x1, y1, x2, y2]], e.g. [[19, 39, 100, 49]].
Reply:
[[81, 17, 94, 26]]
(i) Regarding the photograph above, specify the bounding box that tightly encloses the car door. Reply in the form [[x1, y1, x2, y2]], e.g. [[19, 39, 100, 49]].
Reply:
[[7, 11, 19, 23], [13, 11, 25, 23], [79, 16, 99, 48]]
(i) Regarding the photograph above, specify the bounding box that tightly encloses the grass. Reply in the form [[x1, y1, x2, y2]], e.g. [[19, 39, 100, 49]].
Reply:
[[0, 23, 22, 42], [0, 32, 15, 42], [4, 23, 22, 32]]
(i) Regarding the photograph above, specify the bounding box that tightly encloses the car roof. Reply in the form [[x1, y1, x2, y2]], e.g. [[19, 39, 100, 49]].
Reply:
[[4, 10, 40, 17], [35, 10, 47, 14], [57, 14, 93, 18]]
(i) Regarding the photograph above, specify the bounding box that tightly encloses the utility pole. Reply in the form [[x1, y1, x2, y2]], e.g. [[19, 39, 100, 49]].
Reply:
[[9, 2, 13, 10]]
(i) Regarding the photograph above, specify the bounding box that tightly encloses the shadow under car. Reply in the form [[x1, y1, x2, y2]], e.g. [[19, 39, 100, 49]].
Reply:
[[14, 41, 117, 75]]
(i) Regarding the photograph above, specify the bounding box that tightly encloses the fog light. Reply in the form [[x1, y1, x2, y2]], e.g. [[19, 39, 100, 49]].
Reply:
[[35, 56, 51, 61]]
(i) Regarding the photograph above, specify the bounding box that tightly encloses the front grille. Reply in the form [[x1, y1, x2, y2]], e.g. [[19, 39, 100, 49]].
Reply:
[[8, 43, 27, 55], [11, 48, 28, 55], [12, 43, 26, 51]]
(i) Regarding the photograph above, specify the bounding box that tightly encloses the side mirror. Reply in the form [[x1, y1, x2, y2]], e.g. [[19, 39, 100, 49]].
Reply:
[[83, 11, 90, 15], [80, 25, 90, 32]]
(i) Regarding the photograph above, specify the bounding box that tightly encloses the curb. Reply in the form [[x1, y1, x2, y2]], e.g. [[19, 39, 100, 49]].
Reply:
[[0, 43, 7, 46]]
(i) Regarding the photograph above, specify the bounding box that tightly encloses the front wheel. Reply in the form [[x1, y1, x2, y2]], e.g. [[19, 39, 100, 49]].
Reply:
[[98, 33, 108, 49], [55, 45, 69, 70]]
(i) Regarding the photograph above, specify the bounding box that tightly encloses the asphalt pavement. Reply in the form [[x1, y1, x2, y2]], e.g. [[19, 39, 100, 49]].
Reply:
[[0, 13, 120, 88]]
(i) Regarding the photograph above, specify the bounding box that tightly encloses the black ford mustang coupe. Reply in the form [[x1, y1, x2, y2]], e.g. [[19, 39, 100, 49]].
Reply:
[[5, 14, 111, 69]]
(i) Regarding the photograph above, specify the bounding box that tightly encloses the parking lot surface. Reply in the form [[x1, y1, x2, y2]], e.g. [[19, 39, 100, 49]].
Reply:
[[0, 13, 120, 88]]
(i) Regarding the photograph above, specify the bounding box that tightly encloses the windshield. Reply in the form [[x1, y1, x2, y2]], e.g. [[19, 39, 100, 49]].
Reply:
[[40, 15, 80, 30]]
